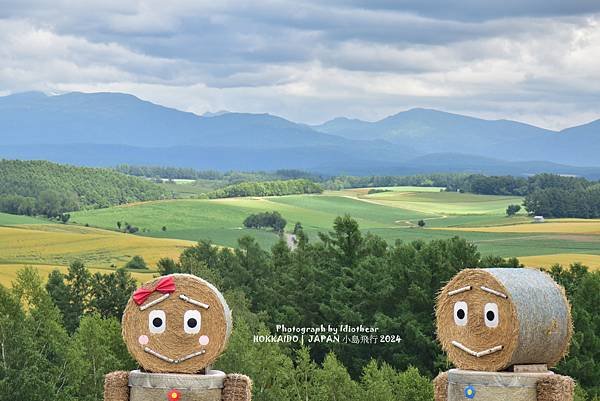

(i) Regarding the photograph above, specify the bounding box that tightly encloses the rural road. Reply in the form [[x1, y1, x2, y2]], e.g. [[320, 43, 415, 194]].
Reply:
[[285, 233, 297, 250]]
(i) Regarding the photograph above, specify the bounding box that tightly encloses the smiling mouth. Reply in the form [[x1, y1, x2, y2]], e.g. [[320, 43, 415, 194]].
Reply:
[[452, 341, 503, 358], [144, 347, 206, 364]]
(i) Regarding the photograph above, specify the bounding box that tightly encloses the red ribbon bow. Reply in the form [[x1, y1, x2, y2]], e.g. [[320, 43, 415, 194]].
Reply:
[[133, 276, 176, 305]]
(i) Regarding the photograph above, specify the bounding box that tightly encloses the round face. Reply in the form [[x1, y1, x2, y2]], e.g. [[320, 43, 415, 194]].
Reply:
[[436, 269, 518, 371], [122, 274, 232, 373]]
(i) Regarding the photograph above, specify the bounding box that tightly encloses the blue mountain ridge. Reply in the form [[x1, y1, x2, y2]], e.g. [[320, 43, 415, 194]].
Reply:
[[0, 91, 598, 176]]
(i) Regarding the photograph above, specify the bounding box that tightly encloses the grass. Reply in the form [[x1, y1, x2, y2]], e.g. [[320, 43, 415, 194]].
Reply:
[[361, 190, 523, 215], [158, 179, 229, 198], [434, 220, 600, 234], [0, 224, 194, 269], [0, 212, 48, 225], [518, 254, 600, 271], [70, 195, 433, 248], [4, 186, 598, 281], [69, 188, 599, 263]]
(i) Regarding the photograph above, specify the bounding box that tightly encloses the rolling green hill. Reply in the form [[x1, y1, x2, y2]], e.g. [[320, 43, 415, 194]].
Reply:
[[67, 187, 600, 266], [0, 160, 169, 215]]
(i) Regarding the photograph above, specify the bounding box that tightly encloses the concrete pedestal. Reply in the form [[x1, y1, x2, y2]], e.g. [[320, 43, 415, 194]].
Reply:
[[447, 369, 553, 401], [129, 370, 226, 401]]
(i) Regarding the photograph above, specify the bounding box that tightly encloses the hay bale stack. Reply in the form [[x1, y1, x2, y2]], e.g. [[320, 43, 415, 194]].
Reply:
[[434, 371, 449, 401], [536, 375, 575, 401], [222, 374, 253, 401], [128, 369, 226, 401], [436, 268, 571, 371], [122, 274, 232, 374], [447, 369, 555, 401], [104, 371, 130, 401]]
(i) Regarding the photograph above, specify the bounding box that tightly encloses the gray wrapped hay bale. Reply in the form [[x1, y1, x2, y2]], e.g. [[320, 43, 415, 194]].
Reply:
[[436, 268, 572, 371]]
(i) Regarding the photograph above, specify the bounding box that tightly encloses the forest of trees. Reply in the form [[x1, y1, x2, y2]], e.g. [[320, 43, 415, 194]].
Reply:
[[115, 164, 322, 183], [6, 159, 600, 219], [204, 179, 323, 199], [458, 173, 600, 218], [243, 211, 287, 233], [2, 218, 599, 400], [0, 160, 168, 217], [323, 173, 470, 191]]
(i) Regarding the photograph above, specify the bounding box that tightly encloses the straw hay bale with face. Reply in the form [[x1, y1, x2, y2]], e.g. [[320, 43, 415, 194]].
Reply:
[[436, 268, 571, 372], [122, 274, 231, 373], [104, 274, 251, 401], [434, 268, 574, 401]]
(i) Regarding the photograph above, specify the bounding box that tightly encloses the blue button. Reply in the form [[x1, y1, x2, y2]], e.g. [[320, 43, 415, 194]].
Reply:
[[464, 385, 476, 399]]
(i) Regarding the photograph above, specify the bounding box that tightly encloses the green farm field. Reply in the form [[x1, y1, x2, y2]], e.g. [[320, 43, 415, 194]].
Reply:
[[67, 187, 600, 270], [0, 211, 189, 285]]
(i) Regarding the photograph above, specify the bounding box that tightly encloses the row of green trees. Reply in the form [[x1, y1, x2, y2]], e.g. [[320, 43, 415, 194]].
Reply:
[[243, 211, 287, 233], [115, 164, 321, 183], [203, 179, 323, 199], [0, 191, 78, 218], [460, 173, 594, 197], [323, 173, 470, 191], [0, 160, 168, 215], [524, 186, 600, 218]]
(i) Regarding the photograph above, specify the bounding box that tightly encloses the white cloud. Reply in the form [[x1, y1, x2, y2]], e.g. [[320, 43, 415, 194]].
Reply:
[[0, 2, 600, 130]]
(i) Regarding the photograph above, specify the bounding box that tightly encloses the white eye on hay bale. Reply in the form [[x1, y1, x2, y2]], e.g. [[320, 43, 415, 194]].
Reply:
[[122, 274, 232, 374], [436, 268, 572, 372]]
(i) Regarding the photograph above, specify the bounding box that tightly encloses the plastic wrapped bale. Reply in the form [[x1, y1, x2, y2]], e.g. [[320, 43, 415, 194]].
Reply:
[[436, 268, 572, 372], [447, 369, 555, 401]]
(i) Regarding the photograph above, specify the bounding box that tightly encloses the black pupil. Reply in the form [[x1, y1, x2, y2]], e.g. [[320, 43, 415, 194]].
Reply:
[[187, 318, 198, 328], [486, 311, 495, 321], [152, 317, 163, 327], [456, 309, 465, 320]]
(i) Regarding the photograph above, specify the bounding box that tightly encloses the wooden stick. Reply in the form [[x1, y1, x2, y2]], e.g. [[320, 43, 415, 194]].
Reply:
[[448, 286, 472, 296]]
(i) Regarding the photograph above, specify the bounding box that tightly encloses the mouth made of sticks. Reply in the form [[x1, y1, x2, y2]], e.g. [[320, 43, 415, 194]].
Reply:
[[451, 341, 503, 358], [144, 347, 206, 364]]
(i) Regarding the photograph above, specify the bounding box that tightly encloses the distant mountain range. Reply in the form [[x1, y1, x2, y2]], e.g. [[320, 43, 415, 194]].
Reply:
[[0, 91, 599, 177]]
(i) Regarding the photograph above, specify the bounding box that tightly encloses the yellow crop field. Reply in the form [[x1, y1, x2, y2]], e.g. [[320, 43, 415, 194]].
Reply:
[[519, 254, 600, 271], [0, 264, 156, 287], [0, 224, 195, 269], [431, 220, 600, 234]]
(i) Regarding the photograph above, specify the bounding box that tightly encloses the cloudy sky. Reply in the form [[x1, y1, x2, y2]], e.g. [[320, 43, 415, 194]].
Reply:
[[1, 1, 600, 129]]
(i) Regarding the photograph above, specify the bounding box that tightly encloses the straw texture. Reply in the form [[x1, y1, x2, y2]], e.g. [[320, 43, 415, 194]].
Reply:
[[536, 374, 575, 401], [222, 374, 253, 401], [122, 274, 232, 373], [434, 371, 448, 401], [104, 371, 129, 401], [436, 268, 571, 371]]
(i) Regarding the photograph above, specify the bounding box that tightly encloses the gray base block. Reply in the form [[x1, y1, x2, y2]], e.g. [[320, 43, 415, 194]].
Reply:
[[129, 370, 226, 401], [447, 369, 553, 401]]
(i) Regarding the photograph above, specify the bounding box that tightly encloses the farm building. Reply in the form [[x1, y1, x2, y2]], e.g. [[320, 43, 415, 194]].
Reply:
[[534, 215, 545, 223]]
